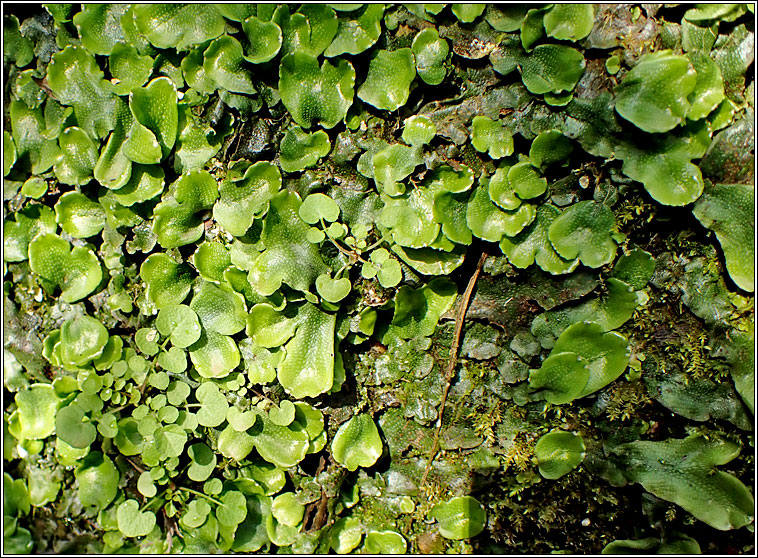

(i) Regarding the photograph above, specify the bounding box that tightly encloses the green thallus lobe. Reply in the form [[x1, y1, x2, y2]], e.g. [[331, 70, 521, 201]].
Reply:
[[2, 3, 753, 554]]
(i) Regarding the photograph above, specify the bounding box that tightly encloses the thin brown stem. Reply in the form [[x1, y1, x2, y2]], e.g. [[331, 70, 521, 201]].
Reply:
[[126, 457, 146, 474], [138, 376, 149, 396], [164, 509, 173, 553], [421, 249, 488, 486]]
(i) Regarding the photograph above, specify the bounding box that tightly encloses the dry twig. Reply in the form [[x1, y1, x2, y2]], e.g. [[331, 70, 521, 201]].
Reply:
[[421, 249, 488, 486]]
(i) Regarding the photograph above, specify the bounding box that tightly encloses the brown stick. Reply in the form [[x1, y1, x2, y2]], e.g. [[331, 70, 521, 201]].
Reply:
[[126, 456, 146, 474], [302, 456, 328, 532], [164, 509, 173, 553], [421, 249, 488, 486], [310, 487, 330, 532]]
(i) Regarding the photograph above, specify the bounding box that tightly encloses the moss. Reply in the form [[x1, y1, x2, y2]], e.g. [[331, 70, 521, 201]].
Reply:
[[3, 3, 754, 555]]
